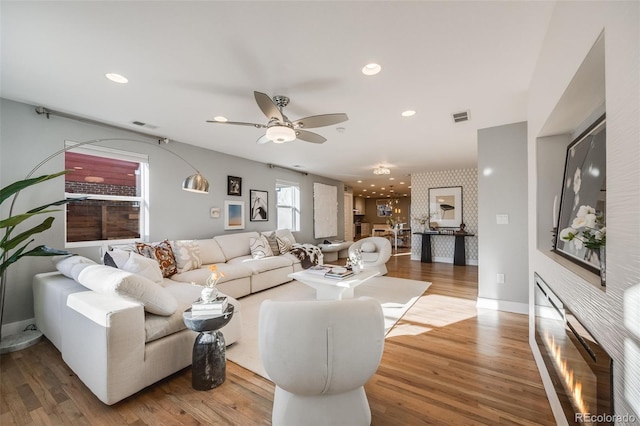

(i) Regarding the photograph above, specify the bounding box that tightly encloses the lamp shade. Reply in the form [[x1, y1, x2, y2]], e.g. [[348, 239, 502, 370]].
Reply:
[[266, 125, 296, 143], [183, 173, 209, 193]]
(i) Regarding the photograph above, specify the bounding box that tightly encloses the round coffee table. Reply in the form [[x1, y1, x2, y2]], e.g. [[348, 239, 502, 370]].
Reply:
[[183, 303, 234, 391]]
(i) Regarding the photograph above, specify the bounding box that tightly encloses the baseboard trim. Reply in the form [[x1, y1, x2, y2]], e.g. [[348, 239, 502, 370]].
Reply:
[[476, 298, 528, 314], [409, 255, 478, 266]]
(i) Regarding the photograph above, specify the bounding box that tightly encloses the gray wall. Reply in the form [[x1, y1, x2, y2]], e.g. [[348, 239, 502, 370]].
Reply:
[[477, 122, 528, 309], [0, 98, 345, 325]]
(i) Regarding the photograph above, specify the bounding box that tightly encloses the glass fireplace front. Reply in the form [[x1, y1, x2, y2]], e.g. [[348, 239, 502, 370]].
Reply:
[[534, 274, 612, 425]]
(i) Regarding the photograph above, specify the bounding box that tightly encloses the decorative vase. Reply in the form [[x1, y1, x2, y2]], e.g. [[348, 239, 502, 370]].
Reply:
[[598, 246, 606, 287], [201, 286, 218, 303], [353, 264, 361, 274]]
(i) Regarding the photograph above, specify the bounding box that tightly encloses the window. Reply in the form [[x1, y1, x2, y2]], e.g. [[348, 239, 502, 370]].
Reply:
[[275, 180, 300, 232], [64, 142, 149, 247]]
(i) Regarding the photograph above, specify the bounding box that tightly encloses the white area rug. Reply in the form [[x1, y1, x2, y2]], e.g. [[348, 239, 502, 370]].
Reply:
[[225, 276, 431, 379]]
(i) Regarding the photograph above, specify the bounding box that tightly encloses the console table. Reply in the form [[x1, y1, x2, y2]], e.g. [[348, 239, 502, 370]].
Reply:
[[414, 232, 475, 266]]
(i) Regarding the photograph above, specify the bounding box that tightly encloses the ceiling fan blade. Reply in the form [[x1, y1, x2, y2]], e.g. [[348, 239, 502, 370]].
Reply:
[[254, 91, 283, 122], [295, 130, 326, 144], [256, 135, 271, 144], [292, 113, 348, 129], [206, 120, 266, 128]]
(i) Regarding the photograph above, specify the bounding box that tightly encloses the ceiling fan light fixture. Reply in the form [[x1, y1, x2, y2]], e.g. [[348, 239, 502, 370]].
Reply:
[[266, 125, 296, 143]]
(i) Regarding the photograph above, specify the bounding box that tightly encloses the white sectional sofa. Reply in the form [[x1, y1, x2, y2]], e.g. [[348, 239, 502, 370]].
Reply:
[[33, 229, 321, 405]]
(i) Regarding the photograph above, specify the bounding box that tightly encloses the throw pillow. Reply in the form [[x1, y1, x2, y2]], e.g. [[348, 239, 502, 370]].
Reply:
[[264, 232, 280, 256], [171, 240, 202, 273], [54, 255, 97, 281], [120, 252, 164, 284], [361, 242, 377, 253], [136, 240, 178, 278], [276, 235, 293, 254], [77, 264, 177, 316], [249, 235, 273, 259], [104, 248, 130, 268], [103, 252, 118, 268]]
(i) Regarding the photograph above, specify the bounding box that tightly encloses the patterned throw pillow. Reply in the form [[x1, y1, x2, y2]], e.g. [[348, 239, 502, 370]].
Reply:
[[264, 232, 280, 256], [276, 235, 293, 254], [171, 240, 202, 273], [136, 240, 178, 278], [249, 235, 273, 259]]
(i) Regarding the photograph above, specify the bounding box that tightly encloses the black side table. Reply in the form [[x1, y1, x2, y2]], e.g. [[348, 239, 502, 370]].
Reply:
[[183, 304, 234, 391]]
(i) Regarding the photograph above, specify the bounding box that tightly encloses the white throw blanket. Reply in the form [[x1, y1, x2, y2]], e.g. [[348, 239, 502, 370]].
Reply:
[[225, 276, 431, 379]]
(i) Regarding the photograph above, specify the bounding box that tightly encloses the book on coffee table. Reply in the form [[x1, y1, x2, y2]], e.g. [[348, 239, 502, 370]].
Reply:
[[192, 296, 228, 316], [306, 265, 332, 275], [324, 270, 355, 280]]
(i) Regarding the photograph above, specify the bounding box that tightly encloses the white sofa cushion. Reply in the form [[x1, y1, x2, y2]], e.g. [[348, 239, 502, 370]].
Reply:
[[214, 231, 259, 260], [170, 240, 202, 273], [227, 255, 293, 274], [171, 263, 253, 285], [120, 252, 164, 284], [198, 238, 226, 264], [274, 229, 297, 244], [77, 265, 177, 316], [54, 255, 97, 281]]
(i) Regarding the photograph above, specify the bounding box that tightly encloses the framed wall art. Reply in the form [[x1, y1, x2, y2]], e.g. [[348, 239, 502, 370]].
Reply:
[[227, 176, 242, 196], [376, 199, 392, 217], [429, 186, 463, 228], [554, 114, 606, 273], [250, 189, 268, 221], [224, 200, 245, 230]]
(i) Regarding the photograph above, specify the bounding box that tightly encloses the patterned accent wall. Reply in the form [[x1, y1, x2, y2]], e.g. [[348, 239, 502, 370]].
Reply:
[[411, 169, 478, 264]]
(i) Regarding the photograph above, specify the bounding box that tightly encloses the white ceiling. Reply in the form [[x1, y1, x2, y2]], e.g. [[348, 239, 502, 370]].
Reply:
[[1, 1, 556, 196]]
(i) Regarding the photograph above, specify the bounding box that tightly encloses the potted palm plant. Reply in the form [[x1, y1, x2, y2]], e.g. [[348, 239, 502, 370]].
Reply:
[[1, 170, 78, 349]]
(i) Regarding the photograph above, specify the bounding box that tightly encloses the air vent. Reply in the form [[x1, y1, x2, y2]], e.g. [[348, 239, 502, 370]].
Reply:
[[452, 110, 470, 123], [131, 121, 158, 129]]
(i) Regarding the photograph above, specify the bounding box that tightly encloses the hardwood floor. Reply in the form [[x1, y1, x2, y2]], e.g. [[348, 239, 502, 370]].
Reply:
[[0, 252, 555, 425]]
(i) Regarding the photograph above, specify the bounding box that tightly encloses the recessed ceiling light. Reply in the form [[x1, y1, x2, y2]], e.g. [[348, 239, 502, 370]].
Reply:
[[401, 110, 416, 117], [381, 187, 386, 190], [213, 116, 228, 122], [362, 63, 381, 76], [105, 73, 128, 84], [389, 177, 395, 180], [372, 191, 377, 194], [362, 189, 367, 192], [357, 180, 362, 183], [370, 184, 375, 187], [400, 181, 405, 185], [366, 196, 370, 198], [408, 185, 412, 189]]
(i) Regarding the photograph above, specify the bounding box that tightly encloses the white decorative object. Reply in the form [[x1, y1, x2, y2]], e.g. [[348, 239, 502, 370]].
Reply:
[[201, 286, 218, 303], [313, 182, 338, 239]]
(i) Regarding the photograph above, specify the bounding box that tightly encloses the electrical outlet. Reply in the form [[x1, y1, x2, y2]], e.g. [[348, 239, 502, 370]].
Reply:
[[497, 273, 505, 284], [496, 214, 509, 225]]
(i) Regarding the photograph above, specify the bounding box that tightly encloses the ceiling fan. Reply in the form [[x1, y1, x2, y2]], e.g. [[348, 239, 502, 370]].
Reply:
[[206, 91, 348, 144]]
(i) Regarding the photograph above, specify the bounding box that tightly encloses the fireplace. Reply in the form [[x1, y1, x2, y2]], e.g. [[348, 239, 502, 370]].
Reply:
[[534, 274, 613, 425]]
